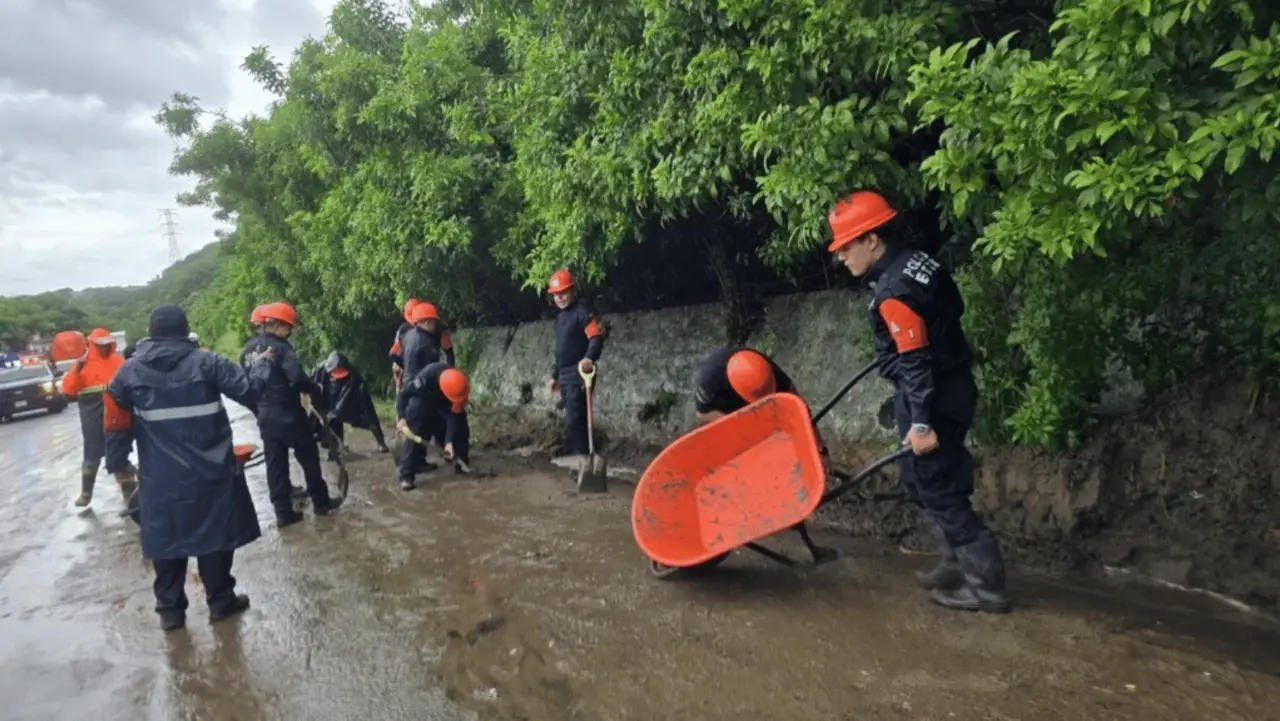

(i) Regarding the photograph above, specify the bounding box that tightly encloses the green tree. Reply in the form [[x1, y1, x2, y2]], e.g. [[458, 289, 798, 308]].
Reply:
[[909, 0, 1280, 446]]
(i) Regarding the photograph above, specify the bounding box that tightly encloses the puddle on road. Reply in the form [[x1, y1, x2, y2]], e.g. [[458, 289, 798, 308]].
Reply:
[[1, 406, 1277, 721]]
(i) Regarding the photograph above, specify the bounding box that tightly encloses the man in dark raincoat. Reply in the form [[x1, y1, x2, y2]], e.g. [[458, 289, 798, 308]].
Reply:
[[310, 351, 390, 455], [104, 305, 275, 631]]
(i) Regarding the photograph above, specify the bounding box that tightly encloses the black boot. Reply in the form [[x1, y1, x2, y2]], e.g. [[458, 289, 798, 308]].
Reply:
[[74, 469, 96, 507], [314, 495, 344, 515], [930, 531, 1012, 614], [159, 610, 186, 632], [276, 509, 305, 528], [209, 594, 250, 622], [914, 510, 964, 590]]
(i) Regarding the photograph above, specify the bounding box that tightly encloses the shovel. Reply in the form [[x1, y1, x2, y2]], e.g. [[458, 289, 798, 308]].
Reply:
[[398, 423, 473, 474], [301, 396, 351, 497], [576, 365, 607, 493]]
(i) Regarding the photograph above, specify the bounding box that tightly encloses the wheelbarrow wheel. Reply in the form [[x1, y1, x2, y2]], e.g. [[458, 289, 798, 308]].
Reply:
[[649, 553, 730, 580]]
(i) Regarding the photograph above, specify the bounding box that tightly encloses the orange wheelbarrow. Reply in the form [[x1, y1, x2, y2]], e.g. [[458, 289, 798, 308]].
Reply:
[[631, 390, 909, 579], [124, 443, 264, 525]]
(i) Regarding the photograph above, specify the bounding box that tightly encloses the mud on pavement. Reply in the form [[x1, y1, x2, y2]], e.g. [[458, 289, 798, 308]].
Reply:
[[336, 431, 1280, 721], [6, 410, 1280, 721]]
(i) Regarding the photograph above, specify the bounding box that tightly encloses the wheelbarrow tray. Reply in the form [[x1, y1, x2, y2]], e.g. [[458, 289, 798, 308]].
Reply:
[[631, 393, 826, 568]]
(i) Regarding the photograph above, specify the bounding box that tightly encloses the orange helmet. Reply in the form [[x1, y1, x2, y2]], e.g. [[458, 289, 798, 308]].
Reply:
[[409, 302, 439, 324], [88, 328, 116, 346], [249, 305, 266, 325], [726, 350, 777, 403], [261, 302, 298, 327], [402, 298, 420, 323], [827, 191, 897, 252], [547, 270, 575, 293], [439, 368, 470, 413]]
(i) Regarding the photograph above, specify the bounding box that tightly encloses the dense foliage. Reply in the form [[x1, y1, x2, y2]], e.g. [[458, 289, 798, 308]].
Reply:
[[157, 0, 1280, 448], [0, 241, 228, 352]]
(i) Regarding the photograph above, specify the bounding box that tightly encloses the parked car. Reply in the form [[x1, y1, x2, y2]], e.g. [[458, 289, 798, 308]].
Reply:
[[0, 364, 68, 421]]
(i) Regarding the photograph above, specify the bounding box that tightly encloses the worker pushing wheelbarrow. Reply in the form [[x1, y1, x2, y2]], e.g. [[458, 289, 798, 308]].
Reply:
[[632, 354, 909, 577]]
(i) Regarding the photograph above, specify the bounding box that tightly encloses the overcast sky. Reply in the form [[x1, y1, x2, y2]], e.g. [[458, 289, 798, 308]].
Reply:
[[0, 0, 339, 297]]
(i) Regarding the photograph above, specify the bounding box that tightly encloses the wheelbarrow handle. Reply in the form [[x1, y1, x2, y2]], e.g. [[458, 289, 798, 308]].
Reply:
[[818, 446, 912, 507], [811, 357, 882, 426]]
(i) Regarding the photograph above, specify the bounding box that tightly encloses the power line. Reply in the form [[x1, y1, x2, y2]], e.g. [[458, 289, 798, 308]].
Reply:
[[159, 209, 180, 264]]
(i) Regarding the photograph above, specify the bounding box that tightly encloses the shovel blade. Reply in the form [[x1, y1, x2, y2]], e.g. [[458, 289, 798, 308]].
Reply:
[[337, 466, 350, 497], [577, 455, 608, 494]]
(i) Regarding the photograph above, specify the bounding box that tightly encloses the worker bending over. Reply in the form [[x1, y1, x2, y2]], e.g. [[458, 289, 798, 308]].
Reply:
[[104, 305, 274, 631], [311, 351, 390, 454], [396, 361, 472, 490], [62, 327, 126, 507], [826, 190, 1010, 614], [240, 302, 344, 527], [694, 347, 799, 424], [547, 270, 605, 465]]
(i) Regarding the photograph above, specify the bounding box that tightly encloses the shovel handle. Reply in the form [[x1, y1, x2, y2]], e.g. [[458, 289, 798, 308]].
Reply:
[[398, 424, 425, 445], [578, 364, 595, 388]]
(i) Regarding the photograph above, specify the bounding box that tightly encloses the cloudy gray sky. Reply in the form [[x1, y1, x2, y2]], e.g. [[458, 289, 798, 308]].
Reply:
[[0, 0, 338, 297]]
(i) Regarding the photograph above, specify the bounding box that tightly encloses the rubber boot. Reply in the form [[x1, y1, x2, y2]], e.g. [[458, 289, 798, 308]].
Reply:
[[930, 531, 1012, 614], [159, 610, 186, 632], [914, 510, 964, 590], [74, 469, 96, 507], [209, 594, 251, 623]]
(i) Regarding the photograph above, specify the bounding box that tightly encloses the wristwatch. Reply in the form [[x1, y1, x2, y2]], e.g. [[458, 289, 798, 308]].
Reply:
[[912, 423, 931, 435]]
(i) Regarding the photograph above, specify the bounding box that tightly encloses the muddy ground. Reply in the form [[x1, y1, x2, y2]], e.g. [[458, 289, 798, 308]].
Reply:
[[490, 370, 1280, 616], [3, 402, 1280, 720]]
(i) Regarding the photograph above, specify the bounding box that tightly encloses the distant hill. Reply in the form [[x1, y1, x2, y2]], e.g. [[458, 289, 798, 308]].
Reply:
[[0, 240, 230, 352]]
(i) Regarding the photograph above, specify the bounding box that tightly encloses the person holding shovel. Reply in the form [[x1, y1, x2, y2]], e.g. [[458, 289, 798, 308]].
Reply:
[[395, 361, 472, 490], [824, 190, 1010, 614], [547, 270, 605, 470], [240, 304, 307, 500], [310, 351, 390, 455], [240, 302, 344, 527]]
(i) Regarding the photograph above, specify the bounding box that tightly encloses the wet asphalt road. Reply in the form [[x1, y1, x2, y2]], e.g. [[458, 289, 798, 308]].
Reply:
[[0, 402, 470, 721]]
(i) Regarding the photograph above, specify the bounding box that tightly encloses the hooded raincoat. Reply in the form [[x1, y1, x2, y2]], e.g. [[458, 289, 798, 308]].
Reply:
[[104, 338, 272, 560], [61, 328, 124, 472], [310, 352, 380, 431]]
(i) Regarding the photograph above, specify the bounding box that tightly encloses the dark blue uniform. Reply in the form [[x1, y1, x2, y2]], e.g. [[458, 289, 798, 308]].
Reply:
[[396, 361, 470, 486], [866, 245, 1009, 612], [395, 325, 455, 376], [241, 332, 338, 523], [105, 336, 271, 621], [694, 347, 796, 416], [552, 301, 605, 454]]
